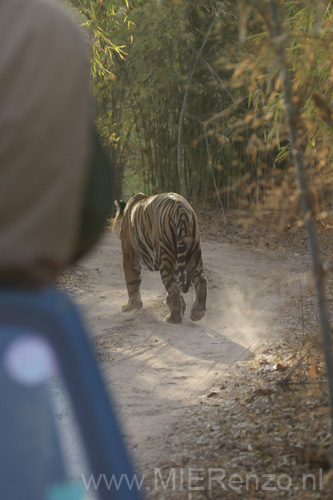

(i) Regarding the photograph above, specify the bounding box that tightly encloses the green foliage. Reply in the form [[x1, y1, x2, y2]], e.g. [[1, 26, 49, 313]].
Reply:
[[65, 0, 333, 216]]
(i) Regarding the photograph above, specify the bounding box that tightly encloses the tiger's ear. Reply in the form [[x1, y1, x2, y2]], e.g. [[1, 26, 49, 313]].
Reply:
[[115, 199, 126, 214]]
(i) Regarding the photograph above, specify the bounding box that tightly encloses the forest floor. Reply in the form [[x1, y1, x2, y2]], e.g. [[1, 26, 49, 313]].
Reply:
[[58, 208, 333, 499]]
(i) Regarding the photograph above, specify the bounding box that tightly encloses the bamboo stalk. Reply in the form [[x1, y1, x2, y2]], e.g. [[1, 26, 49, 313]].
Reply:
[[177, 11, 220, 195]]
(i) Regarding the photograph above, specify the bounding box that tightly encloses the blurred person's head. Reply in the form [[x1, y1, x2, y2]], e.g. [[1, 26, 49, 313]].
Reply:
[[0, 0, 91, 285]]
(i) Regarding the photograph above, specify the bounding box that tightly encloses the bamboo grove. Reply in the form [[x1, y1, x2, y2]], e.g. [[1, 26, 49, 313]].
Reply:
[[66, 0, 333, 217]]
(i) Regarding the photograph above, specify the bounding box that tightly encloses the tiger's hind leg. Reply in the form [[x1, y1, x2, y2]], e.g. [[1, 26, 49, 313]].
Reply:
[[190, 271, 207, 321], [121, 249, 143, 312], [164, 287, 182, 323], [160, 258, 183, 323], [165, 293, 186, 315]]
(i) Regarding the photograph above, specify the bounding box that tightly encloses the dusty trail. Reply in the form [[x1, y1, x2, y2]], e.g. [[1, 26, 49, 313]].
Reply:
[[57, 231, 307, 471]]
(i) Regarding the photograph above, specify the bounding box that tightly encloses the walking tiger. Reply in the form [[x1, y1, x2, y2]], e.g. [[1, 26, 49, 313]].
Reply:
[[113, 193, 207, 323]]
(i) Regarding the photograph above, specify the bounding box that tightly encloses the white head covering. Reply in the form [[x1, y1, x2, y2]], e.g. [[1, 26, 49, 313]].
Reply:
[[0, 0, 91, 284]]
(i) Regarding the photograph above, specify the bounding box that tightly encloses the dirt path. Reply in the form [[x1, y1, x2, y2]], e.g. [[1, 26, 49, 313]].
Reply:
[[59, 231, 308, 471]]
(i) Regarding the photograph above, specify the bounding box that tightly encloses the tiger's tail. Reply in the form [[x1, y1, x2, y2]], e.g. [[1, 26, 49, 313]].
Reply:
[[176, 211, 191, 293]]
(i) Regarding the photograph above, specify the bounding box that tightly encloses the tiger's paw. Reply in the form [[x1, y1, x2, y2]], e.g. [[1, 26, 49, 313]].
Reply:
[[190, 306, 206, 322], [165, 313, 182, 324], [122, 301, 143, 312]]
